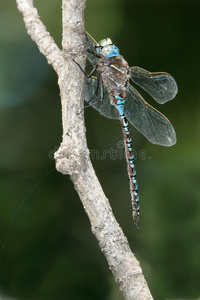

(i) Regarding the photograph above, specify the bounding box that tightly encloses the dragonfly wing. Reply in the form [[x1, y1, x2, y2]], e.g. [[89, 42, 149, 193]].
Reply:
[[84, 77, 119, 119], [130, 66, 178, 104], [86, 32, 99, 64], [124, 84, 176, 146]]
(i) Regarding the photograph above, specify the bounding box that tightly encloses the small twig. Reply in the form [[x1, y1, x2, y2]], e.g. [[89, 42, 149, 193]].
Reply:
[[16, 0, 64, 75]]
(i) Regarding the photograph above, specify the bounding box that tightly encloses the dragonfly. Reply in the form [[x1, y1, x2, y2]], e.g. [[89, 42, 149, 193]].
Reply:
[[75, 32, 178, 229]]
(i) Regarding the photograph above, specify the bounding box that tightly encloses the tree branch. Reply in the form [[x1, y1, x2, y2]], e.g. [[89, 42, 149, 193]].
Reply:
[[16, 0, 64, 75], [16, 0, 153, 299]]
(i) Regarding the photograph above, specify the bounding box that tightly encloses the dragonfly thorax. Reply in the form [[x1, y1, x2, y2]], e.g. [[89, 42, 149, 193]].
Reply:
[[95, 38, 120, 58]]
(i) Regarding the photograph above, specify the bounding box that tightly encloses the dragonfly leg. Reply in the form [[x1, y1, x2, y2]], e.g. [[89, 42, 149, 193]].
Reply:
[[87, 74, 104, 105], [73, 59, 98, 78], [98, 74, 104, 101], [77, 74, 104, 114]]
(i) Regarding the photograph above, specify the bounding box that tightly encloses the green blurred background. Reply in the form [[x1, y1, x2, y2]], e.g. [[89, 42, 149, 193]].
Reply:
[[0, 0, 200, 299]]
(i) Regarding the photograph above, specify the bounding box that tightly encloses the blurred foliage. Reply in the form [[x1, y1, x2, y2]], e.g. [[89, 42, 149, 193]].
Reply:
[[0, 0, 200, 299]]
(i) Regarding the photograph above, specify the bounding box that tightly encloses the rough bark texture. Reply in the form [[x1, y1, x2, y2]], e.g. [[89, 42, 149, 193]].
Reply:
[[16, 0, 153, 299]]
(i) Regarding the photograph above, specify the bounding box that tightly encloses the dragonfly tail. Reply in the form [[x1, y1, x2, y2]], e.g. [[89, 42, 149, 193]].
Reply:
[[118, 107, 140, 229]]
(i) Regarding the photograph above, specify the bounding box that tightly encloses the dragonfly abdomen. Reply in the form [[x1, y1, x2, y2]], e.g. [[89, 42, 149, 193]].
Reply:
[[115, 101, 140, 229]]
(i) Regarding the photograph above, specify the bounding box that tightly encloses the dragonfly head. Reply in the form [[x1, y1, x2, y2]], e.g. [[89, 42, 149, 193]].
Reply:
[[95, 38, 120, 57]]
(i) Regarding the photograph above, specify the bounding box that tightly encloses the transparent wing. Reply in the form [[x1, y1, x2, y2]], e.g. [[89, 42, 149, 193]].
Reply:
[[85, 32, 99, 64], [84, 76, 119, 119], [130, 66, 178, 104], [124, 84, 176, 146]]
